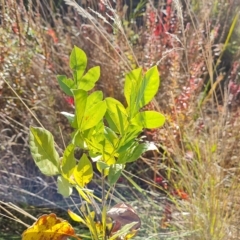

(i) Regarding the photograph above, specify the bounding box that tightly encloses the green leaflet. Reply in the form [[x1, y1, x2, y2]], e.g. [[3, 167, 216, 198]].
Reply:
[[57, 175, 73, 198], [61, 143, 76, 179], [108, 164, 124, 186], [78, 66, 100, 91], [105, 97, 128, 135], [73, 154, 93, 187], [118, 142, 149, 164], [29, 127, 59, 176], [124, 66, 160, 117], [57, 75, 75, 96], [60, 112, 75, 125], [138, 66, 159, 109], [70, 46, 87, 83], [131, 111, 165, 128], [124, 68, 142, 117], [86, 91, 103, 108], [72, 89, 88, 129], [81, 101, 107, 131]]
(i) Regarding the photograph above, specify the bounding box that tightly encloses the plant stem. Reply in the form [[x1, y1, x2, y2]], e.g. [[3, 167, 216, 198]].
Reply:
[[102, 170, 105, 208]]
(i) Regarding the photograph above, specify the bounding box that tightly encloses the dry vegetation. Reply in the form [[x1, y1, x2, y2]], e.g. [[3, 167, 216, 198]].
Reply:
[[1, 0, 240, 239]]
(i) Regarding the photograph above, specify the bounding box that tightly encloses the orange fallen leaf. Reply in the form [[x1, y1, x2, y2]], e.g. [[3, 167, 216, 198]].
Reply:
[[22, 213, 81, 240]]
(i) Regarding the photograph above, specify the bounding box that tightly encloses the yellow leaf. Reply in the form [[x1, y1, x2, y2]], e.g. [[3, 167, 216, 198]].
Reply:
[[22, 213, 81, 240], [74, 154, 93, 187], [68, 210, 86, 225]]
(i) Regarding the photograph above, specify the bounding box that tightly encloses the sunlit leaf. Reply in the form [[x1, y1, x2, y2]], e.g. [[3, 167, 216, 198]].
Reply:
[[124, 68, 142, 107], [60, 112, 75, 125], [68, 210, 86, 225], [108, 164, 124, 186], [57, 175, 73, 198], [118, 143, 149, 164], [97, 161, 109, 170], [74, 154, 93, 187], [72, 89, 88, 129], [57, 75, 75, 96], [105, 97, 128, 134], [22, 213, 80, 240], [72, 130, 86, 149], [124, 67, 160, 118], [138, 66, 159, 108], [78, 66, 100, 91], [86, 91, 103, 108], [97, 153, 115, 176], [103, 127, 118, 151], [131, 111, 165, 128], [124, 68, 142, 117], [118, 125, 142, 151], [75, 186, 91, 204], [61, 143, 76, 179], [70, 46, 87, 82], [29, 127, 59, 176], [81, 101, 106, 131]]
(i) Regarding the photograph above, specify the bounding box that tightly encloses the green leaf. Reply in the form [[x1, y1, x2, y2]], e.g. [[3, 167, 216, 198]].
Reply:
[[70, 46, 87, 81], [60, 112, 75, 125], [138, 66, 159, 108], [57, 175, 72, 198], [102, 138, 115, 154], [118, 143, 148, 164], [104, 127, 118, 146], [78, 66, 100, 91], [96, 152, 116, 174], [108, 164, 124, 186], [86, 91, 103, 109], [61, 143, 76, 178], [117, 125, 142, 153], [105, 97, 128, 134], [75, 186, 91, 204], [57, 75, 75, 96], [81, 101, 107, 131], [120, 125, 142, 147], [72, 130, 86, 148], [131, 111, 165, 128], [117, 139, 135, 154], [89, 152, 102, 162], [97, 161, 109, 170], [29, 127, 59, 176], [84, 122, 105, 152], [124, 68, 142, 108], [72, 89, 88, 129], [68, 210, 86, 224], [74, 154, 93, 187], [124, 66, 160, 117]]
